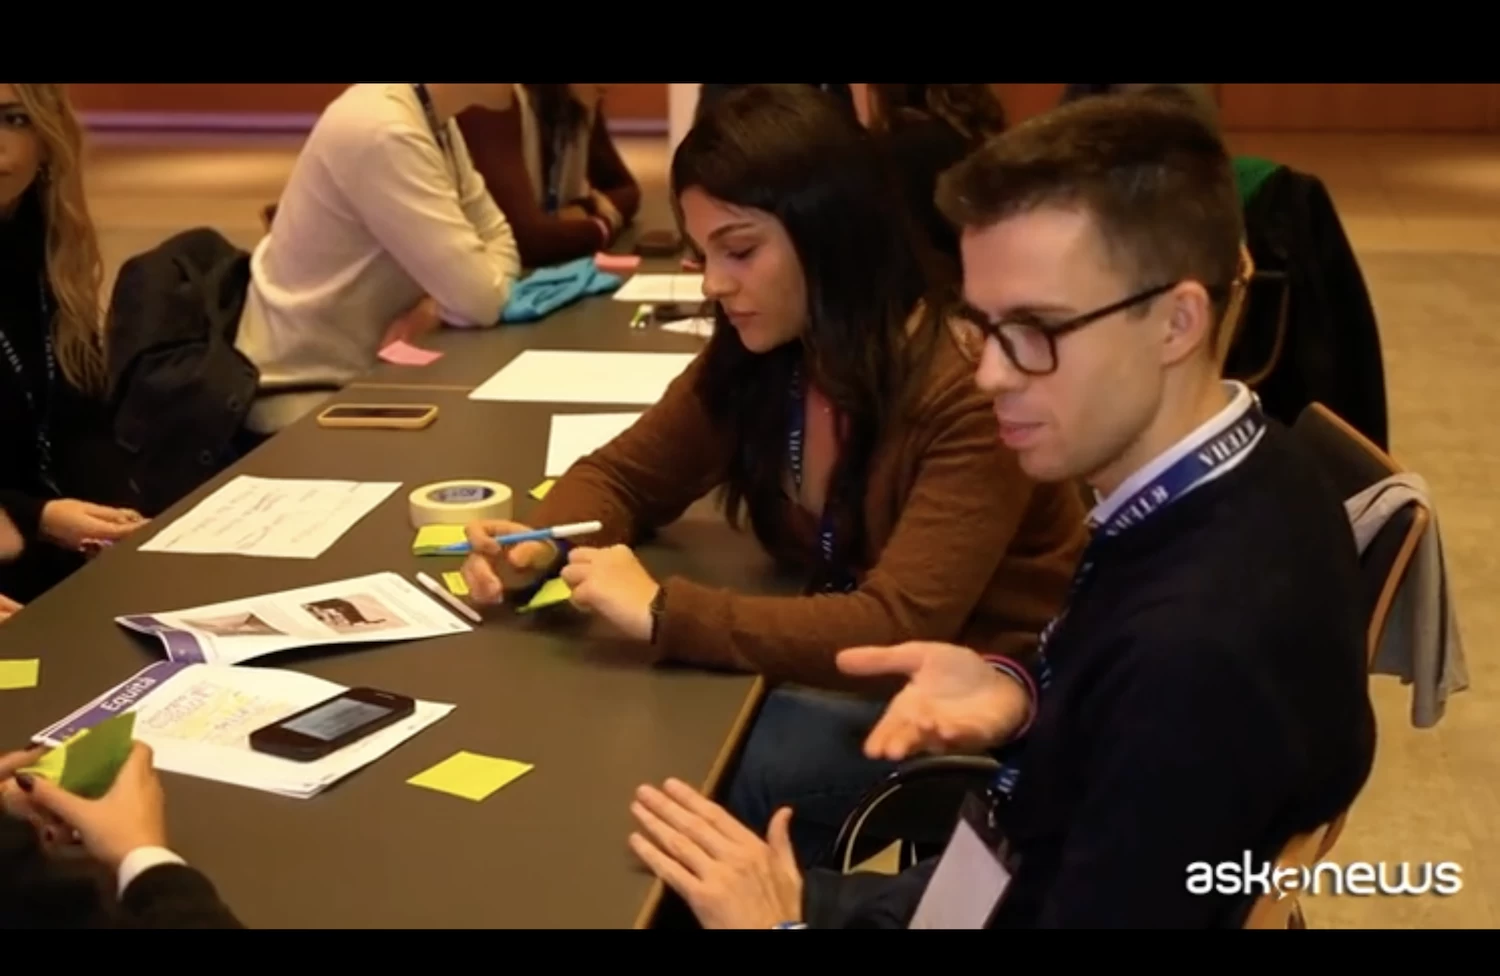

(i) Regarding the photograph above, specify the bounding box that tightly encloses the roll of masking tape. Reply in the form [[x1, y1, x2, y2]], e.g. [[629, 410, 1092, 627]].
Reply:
[[408, 480, 514, 528]]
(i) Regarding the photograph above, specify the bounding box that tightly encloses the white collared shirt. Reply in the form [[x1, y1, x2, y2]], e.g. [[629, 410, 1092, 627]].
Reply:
[[1090, 381, 1261, 527]]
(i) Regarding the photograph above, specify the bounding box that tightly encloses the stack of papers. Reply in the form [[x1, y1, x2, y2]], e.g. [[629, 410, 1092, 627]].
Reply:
[[34, 662, 454, 799], [116, 572, 472, 667], [138, 476, 401, 559]]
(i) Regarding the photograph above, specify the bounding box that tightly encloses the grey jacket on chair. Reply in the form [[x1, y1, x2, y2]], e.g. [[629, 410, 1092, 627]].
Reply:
[[1344, 472, 1469, 727]]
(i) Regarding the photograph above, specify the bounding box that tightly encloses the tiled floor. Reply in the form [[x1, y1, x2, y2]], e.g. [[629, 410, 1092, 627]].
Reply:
[[80, 128, 1500, 928]]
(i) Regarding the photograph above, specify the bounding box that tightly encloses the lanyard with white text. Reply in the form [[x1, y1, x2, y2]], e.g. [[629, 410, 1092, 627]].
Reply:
[[0, 275, 59, 494], [988, 399, 1269, 800], [787, 363, 855, 594]]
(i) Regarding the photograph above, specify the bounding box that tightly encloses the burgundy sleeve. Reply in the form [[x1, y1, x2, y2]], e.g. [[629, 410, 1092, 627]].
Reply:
[[456, 106, 608, 269]]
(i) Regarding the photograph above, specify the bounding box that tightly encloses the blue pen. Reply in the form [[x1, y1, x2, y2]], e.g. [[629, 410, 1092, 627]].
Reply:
[[436, 520, 603, 555]]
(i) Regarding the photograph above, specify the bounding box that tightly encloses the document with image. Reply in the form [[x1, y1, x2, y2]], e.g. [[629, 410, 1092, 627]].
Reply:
[[33, 661, 454, 798], [138, 476, 401, 559], [116, 572, 471, 666]]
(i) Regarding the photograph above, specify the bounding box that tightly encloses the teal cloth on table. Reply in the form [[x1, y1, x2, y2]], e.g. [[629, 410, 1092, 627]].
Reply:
[[501, 257, 623, 323]]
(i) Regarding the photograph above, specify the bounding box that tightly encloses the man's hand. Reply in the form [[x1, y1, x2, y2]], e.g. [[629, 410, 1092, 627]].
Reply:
[[629, 778, 803, 929], [19, 742, 168, 871], [559, 545, 658, 641], [0, 593, 21, 624], [837, 642, 1032, 761], [381, 295, 442, 347], [40, 500, 146, 552], [459, 519, 558, 604]]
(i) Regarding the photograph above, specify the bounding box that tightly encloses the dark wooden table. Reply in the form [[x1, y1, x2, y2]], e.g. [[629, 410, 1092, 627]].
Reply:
[[0, 284, 780, 928]]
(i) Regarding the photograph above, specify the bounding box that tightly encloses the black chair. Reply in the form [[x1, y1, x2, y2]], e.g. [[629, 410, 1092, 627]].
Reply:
[[827, 754, 998, 874]]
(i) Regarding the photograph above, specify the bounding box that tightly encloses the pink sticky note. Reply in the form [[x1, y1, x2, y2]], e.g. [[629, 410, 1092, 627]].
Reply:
[[379, 340, 443, 366], [595, 252, 642, 273]]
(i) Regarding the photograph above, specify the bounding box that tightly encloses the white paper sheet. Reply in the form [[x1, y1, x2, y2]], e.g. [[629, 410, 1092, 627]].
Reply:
[[116, 571, 471, 667], [34, 661, 453, 798], [612, 273, 704, 303], [545, 412, 643, 477], [138, 476, 401, 559], [468, 350, 696, 405]]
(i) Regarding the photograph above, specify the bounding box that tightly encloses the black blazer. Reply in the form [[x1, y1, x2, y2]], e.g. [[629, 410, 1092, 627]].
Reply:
[[0, 817, 242, 928]]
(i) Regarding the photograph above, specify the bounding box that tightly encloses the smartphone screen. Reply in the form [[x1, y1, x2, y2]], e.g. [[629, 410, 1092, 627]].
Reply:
[[279, 697, 396, 741], [322, 406, 433, 420]]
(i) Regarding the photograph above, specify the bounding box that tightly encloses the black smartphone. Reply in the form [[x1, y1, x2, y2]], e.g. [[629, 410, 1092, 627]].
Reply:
[[249, 687, 416, 762]]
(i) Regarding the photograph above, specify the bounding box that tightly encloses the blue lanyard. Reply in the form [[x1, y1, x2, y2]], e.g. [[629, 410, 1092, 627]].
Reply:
[[411, 84, 455, 171], [0, 275, 59, 494], [787, 364, 855, 594], [989, 398, 1268, 800]]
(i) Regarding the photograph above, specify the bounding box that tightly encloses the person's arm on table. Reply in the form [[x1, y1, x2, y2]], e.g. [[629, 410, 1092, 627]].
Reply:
[[566, 378, 1039, 689], [585, 112, 640, 232], [345, 120, 519, 328], [461, 356, 731, 603], [456, 108, 612, 269]]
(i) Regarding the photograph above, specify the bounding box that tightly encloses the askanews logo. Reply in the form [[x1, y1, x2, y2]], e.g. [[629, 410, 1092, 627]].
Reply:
[[1186, 852, 1463, 900]]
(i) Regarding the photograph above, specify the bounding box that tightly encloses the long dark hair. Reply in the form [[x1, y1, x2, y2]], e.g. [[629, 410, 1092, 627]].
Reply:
[[519, 84, 589, 136], [671, 84, 945, 581], [869, 84, 1007, 143]]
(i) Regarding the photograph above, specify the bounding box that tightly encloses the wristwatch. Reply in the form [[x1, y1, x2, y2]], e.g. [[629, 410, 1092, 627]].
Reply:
[[648, 586, 666, 644]]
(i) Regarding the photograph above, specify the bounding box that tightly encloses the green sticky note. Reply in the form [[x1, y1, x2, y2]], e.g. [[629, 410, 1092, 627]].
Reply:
[[407, 750, 533, 802], [413, 524, 467, 556], [517, 577, 572, 614], [0, 659, 40, 690], [22, 712, 136, 800]]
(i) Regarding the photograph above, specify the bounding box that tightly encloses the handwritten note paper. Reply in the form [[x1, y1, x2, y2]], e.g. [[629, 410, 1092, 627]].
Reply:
[[378, 340, 443, 366], [138, 476, 400, 559], [0, 659, 40, 690], [407, 750, 533, 802]]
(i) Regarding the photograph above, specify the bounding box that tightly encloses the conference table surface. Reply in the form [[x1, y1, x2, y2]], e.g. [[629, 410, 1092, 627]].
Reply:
[[0, 281, 790, 929]]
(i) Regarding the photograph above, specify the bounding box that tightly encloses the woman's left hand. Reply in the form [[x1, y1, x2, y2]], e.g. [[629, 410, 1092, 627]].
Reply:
[[559, 545, 659, 642]]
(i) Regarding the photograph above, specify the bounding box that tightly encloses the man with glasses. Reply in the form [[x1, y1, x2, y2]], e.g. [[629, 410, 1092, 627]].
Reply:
[[622, 92, 1376, 929]]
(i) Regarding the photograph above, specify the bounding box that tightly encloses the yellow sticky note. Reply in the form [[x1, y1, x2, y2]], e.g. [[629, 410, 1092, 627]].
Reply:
[[529, 479, 556, 500], [518, 577, 571, 614], [0, 659, 39, 690], [413, 524, 467, 556], [407, 750, 533, 802], [442, 571, 469, 597]]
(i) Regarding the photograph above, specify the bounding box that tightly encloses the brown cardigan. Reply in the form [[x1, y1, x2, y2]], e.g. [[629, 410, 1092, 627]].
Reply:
[[457, 106, 641, 269], [530, 329, 1089, 691]]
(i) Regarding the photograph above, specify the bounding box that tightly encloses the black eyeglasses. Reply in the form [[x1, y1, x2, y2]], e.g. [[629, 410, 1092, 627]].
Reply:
[[950, 282, 1179, 376]]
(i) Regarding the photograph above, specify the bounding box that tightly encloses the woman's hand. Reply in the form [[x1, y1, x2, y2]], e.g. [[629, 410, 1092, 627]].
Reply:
[[1, 746, 77, 853], [381, 295, 442, 347], [39, 500, 146, 552], [0, 593, 21, 624], [17, 741, 168, 871], [459, 519, 558, 604], [559, 545, 659, 641], [589, 189, 624, 234]]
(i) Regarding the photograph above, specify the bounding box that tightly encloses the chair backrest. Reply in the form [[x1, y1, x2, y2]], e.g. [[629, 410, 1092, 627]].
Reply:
[[1289, 402, 1429, 666], [831, 756, 1000, 874], [1290, 403, 1423, 863], [1241, 823, 1331, 929]]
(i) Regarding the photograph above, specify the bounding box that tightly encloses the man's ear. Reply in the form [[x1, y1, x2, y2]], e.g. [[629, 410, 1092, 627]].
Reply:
[[1160, 280, 1215, 367]]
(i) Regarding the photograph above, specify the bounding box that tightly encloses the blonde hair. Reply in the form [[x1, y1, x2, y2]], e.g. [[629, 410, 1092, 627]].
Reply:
[[10, 84, 106, 393]]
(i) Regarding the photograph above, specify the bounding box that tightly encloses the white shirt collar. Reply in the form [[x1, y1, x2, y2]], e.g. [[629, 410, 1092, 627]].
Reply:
[[1090, 381, 1256, 527]]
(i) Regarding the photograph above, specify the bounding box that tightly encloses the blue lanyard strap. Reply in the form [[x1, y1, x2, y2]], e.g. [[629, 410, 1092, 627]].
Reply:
[[411, 84, 454, 168], [988, 399, 1267, 801], [787, 364, 854, 594], [0, 275, 59, 494]]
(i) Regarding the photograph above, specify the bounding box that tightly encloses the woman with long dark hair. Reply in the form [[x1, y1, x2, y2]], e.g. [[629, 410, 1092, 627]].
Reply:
[[458, 84, 640, 268], [864, 84, 1008, 276], [460, 85, 1086, 863], [0, 83, 146, 612]]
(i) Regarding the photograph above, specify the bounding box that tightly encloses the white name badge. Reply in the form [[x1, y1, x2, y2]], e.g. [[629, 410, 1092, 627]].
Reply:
[[908, 794, 1013, 929]]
